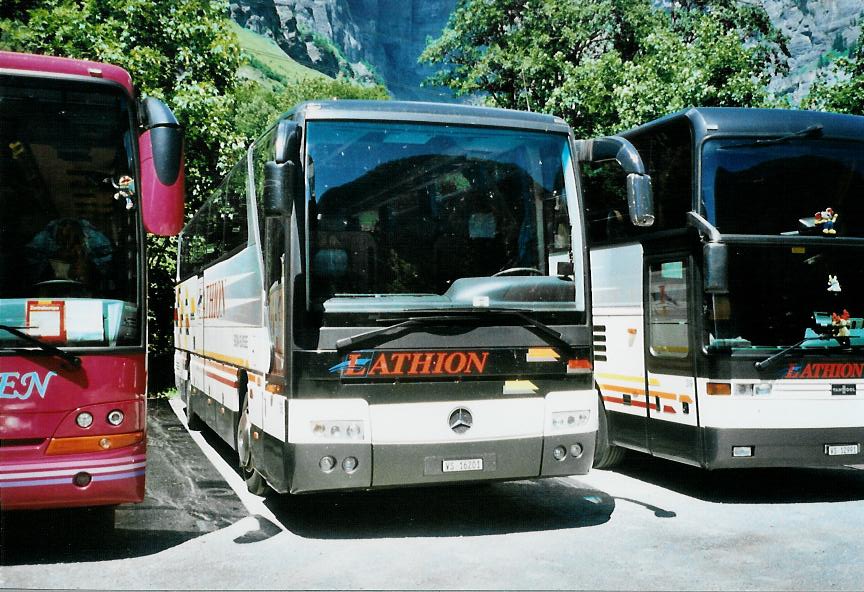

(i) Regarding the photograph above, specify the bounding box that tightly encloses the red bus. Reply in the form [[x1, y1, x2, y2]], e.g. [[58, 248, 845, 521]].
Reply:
[[0, 51, 184, 522]]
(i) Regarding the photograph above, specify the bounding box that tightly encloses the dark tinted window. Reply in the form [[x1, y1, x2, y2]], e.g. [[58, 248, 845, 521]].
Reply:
[[702, 138, 864, 236]]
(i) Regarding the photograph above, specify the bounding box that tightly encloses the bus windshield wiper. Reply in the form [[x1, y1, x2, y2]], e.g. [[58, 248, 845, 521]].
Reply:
[[335, 308, 576, 356], [0, 324, 81, 368], [723, 124, 823, 149], [753, 333, 852, 370]]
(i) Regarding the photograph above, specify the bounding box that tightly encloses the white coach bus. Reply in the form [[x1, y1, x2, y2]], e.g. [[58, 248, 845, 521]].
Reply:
[[173, 100, 652, 494], [585, 107, 864, 469]]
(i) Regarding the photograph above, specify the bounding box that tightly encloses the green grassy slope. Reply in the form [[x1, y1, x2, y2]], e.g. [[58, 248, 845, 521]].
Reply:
[[230, 21, 331, 86]]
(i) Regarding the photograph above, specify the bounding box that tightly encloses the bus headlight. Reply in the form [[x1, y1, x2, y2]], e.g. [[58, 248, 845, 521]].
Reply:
[[107, 410, 125, 426], [75, 412, 94, 429], [754, 383, 773, 396], [551, 410, 590, 431], [310, 420, 365, 441]]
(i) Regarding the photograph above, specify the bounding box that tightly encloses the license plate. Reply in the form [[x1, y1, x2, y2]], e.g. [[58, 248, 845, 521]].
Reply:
[[825, 443, 860, 456], [442, 458, 483, 473], [831, 384, 856, 396]]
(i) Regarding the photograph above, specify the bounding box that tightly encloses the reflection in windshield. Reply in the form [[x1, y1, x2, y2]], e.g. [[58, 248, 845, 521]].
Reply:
[[702, 138, 864, 236], [705, 245, 864, 349], [0, 75, 140, 347], [306, 121, 579, 312]]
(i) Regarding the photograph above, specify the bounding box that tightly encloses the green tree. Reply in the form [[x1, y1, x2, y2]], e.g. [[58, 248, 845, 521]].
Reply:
[[421, 0, 788, 137], [1, 0, 244, 393], [805, 27, 864, 115], [232, 76, 389, 143]]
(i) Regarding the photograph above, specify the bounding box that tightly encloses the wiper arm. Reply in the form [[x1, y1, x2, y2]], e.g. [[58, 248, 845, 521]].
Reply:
[[754, 334, 836, 370], [723, 124, 823, 149], [0, 324, 81, 368], [335, 315, 478, 351], [335, 308, 576, 356]]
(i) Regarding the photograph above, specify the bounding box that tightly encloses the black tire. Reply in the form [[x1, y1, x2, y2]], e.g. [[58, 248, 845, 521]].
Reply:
[[236, 392, 272, 497], [593, 394, 626, 469]]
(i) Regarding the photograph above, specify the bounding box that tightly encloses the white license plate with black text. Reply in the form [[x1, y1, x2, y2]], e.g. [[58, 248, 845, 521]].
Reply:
[[825, 443, 860, 456], [442, 458, 483, 473]]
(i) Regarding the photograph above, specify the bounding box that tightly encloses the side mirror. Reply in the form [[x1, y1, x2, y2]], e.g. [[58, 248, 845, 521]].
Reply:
[[577, 136, 655, 228], [263, 161, 294, 216], [626, 173, 654, 227], [703, 242, 729, 293], [139, 97, 184, 236], [264, 119, 302, 216]]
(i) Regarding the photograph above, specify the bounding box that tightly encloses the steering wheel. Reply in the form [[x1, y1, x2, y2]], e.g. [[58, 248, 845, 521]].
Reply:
[[492, 267, 544, 277], [34, 279, 88, 297]]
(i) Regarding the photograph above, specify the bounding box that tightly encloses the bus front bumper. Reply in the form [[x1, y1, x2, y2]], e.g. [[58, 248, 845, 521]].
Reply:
[[286, 434, 596, 494], [703, 426, 864, 469], [0, 442, 146, 510]]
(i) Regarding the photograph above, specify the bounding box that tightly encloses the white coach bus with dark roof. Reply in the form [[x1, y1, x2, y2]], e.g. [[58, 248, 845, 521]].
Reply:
[[173, 100, 652, 494], [585, 107, 864, 470]]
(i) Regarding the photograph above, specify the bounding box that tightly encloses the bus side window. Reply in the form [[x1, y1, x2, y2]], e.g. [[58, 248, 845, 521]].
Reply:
[[648, 259, 690, 359]]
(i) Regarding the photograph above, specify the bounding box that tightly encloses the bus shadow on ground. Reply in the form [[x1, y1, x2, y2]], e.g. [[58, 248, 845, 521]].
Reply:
[[1, 399, 248, 566], [0, 509, 198, 565], [264, 478, 614, 540], [610, 453, 864, 504]]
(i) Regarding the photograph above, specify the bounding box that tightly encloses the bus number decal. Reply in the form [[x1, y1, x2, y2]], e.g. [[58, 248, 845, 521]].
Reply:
[[330, 351, 489, 378]]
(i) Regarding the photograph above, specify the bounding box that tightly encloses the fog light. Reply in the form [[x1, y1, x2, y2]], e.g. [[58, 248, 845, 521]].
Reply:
[[732, 446, 754, 457], [107, 409, 125, 426], [570, 443, 583, 458], [76, 412, 94, 429], [319, 455, 336, 472], [73, 472, 92, 487], [342, 456, 358, 473], [552, 445, 567, 461]]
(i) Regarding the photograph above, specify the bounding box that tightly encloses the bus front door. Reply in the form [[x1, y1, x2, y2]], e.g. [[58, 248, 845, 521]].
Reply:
[[645, 257, 701, 465]]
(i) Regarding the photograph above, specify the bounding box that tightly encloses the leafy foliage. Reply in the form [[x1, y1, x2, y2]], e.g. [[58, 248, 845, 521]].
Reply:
[[232, 77, 389, 142], [421, 0, 788, 137], [804, 27, 864, 116]]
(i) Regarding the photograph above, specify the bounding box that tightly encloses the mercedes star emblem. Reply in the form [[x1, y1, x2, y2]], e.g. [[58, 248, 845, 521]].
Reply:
[[449, 408, 473, 434]]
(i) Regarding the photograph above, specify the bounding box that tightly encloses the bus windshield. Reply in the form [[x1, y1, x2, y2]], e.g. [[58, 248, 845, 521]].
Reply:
[[705, 244, 864, 351], [0, 75, 141, 348], [306, 120, 581, 316], [702, 138, 864, 237]]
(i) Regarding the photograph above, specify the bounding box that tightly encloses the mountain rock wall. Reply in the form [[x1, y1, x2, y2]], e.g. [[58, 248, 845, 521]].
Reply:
[[232, 1, 863, 103]]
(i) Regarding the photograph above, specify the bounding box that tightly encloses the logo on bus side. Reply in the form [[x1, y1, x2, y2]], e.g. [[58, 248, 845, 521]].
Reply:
[[0, 371, 57, 400], [784, 362, 864, 379], [329, 351, 489, 377]]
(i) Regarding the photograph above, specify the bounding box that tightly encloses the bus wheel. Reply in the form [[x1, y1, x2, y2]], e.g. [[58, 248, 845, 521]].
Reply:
[[236, 394, 271, 496], [593, 395, 626, 470]]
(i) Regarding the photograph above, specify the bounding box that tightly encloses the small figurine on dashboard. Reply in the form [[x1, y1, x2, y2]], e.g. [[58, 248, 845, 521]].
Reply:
[[827, 274, 842, 292], [831, 309, 851, 346], [815, 207, 838, 235]]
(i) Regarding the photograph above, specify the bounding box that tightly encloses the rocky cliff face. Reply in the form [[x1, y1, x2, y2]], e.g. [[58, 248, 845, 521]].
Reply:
[[230, 0, 456, 98], [763, 0, 863, 101], [231, 0, 862, 103]]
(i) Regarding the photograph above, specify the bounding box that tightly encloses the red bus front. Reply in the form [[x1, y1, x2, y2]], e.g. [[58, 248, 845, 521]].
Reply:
[[0, 52, 183, 510]]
